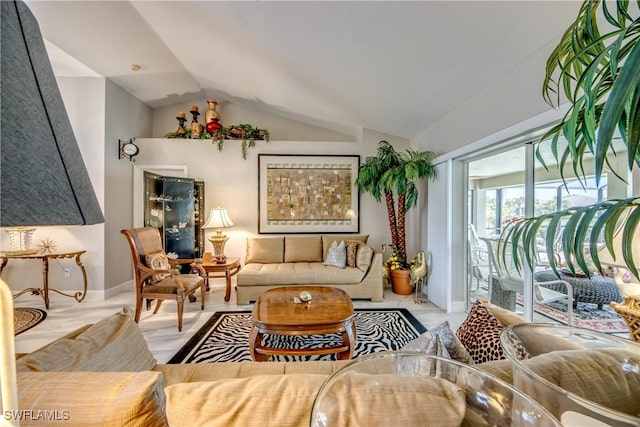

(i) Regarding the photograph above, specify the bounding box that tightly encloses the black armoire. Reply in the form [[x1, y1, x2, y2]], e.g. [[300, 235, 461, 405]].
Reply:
[[143, 172, 205, 261]]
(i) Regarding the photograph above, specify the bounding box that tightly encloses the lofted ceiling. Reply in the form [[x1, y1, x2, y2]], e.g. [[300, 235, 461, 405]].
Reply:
[[25, 0, 581, 141]]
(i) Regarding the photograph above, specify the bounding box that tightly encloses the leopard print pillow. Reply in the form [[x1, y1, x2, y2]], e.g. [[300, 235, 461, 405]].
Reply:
[[456, 301, 506, 364], [345, 240, 359, 268]]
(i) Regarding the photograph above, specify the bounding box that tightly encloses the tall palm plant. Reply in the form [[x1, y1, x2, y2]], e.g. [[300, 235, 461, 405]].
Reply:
[[356, 140, 436, 266], [509, 0, 640, 278]]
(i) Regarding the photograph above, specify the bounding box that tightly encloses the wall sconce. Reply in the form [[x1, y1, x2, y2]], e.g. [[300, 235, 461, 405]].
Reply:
[[118, 138, 139, 161]]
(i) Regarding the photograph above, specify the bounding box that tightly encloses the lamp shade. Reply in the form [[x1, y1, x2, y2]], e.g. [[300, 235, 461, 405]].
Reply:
[[203, 207, 234, 229], [0, 0, 104, 226]]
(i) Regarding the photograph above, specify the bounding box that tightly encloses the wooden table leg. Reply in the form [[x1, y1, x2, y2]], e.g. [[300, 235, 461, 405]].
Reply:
[[224, 267, 231, 302], [249, 325, 268, 361], [338, 319, 356, 360]]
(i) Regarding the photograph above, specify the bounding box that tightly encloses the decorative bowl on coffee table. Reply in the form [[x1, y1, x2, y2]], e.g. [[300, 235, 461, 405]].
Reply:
[[310, 352, 561, 426]]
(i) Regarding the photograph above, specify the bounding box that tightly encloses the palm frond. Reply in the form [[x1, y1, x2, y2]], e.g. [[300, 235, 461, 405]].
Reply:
[[542, 0, 639, 185], [505, 199, 640, 279]]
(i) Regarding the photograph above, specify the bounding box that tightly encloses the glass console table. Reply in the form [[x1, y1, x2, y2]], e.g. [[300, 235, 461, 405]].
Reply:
[[0, 251, 87, 309]]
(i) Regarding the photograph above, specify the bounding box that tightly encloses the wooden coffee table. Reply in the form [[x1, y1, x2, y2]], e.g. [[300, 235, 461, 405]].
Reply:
[[249, 286, 356, 361]]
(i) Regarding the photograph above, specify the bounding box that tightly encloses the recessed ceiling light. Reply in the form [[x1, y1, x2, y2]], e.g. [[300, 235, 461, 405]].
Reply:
[[130, 64, 141, 72]]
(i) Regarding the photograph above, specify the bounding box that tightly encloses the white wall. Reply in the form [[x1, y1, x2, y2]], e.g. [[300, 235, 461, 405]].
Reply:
[[130, 127, 408, 264], [104, 80, 153, 295], [152, 100, 356, 142], [426, 161, 451, 310], [412, 39, 560, 156]]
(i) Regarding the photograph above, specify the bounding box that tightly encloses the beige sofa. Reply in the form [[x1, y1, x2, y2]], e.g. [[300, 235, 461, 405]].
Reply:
[[14, 304, 639, 426], [236, 235, 383, 304], [12, 305, 513, 427]]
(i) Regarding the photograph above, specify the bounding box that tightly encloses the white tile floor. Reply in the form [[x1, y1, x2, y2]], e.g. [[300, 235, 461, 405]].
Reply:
[[13, 280, 469, 363]]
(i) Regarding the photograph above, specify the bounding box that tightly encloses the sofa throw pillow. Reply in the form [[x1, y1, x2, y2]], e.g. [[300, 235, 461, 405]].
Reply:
[[16, 306, 157, 373], [320, 372, 466, 427], [145, 251, 172, 283], [166, 374, 327, 427], [456, 301, 506, 364], [521, 348, 640, 416], [17, 371, 169, 427], [245, 237, 284, 263], [322, 235, 368, 259], [323, 240, 347, 269], [345, 240, 360, 268], [355, 245, 374, 272], [427, 321, 474, 364], [284, 236, 322, 262]]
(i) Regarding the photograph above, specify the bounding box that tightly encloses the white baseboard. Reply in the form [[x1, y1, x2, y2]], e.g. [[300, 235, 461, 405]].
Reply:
[[80, 281, 132, 301], [104, 281, 132, 299]]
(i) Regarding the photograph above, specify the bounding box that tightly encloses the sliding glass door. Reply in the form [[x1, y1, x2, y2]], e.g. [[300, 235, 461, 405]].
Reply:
[[466, 145, 528, 313], [465, 132, 630, 323]]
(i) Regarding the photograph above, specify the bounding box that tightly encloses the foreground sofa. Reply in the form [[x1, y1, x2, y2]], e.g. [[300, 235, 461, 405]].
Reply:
[[12, 305, 512, 426], [14, 303, 639, 426], [236, 235, 383, 304]]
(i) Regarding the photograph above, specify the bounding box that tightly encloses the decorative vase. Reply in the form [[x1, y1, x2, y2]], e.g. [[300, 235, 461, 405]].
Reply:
[[205, 99, 220, 124], [390, 269, 413, 295]]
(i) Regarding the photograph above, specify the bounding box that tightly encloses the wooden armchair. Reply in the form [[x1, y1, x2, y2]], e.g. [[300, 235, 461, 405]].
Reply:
[[121, 227, 206, 331]]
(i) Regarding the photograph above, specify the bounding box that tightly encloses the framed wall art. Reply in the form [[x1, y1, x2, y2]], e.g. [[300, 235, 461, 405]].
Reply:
[[258, 154, 360, 233]]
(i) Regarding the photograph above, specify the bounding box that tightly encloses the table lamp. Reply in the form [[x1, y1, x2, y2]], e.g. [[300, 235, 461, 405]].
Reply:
[[203, 207, 234, 263], [1, 0, 104, 421]]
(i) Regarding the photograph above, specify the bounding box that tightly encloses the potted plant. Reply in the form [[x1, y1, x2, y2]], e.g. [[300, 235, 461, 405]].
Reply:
[[505, 0, 640, 279], [165, 123, 269, 159], [212, 123, 270, 159], [356, 140, 437, 294]]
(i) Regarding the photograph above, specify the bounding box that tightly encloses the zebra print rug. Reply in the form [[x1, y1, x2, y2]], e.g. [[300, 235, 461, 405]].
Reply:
[[168, 309, 427, 363]]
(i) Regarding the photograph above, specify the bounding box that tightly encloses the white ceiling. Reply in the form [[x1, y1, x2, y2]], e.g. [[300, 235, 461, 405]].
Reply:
[[25, 0, 581, 140]]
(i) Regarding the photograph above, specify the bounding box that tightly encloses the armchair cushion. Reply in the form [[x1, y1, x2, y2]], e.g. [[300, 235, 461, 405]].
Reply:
[[522, 348, 640, 416], [16, 307, 157, 372], [145, 251, 172, 283], [146, 273, 204, 294]]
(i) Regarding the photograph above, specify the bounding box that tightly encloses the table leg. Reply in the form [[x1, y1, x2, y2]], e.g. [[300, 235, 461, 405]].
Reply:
[[249, 325, 268, 361], [224, 267, 231, 302], [74, 253, 88, 303], [42, 257, 50, 309], [338, 319, 356, 360]]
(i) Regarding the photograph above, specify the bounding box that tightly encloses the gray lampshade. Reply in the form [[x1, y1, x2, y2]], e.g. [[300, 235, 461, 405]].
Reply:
[[0, 0, 104, 226]]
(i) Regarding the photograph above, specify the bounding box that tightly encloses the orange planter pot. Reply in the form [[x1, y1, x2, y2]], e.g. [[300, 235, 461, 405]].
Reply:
[[390, 269, 413, 295]]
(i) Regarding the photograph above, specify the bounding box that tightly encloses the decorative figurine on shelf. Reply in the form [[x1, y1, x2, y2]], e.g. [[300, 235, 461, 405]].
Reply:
[[175, 112, 187, 138], [190, 105, 203, 139], [205, 99, 222, 135]]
